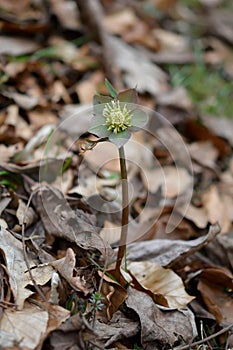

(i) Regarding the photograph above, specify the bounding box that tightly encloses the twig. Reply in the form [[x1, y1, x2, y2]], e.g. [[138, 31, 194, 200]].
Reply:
[[21, 188, 46, 302], [173, 323, 233, 350]]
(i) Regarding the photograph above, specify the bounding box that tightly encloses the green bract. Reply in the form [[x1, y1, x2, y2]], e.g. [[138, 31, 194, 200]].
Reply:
[[88, 87, 148, 148]]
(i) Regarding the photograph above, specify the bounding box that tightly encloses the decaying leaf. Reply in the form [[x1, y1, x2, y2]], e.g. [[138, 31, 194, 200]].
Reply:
[[37, 186, 113, 259], [126, 287, 197, 350], [198, 266, 233, 324], [202, 185, 231, 233], [108, 35, 169, 96], [15, 198, 37, 228], [126, 223, 220, 267], [128, 261, 194, 309], [0, 227, 54, 309], [48, 311, 96, 350], [0, 301, 70, 349], [99, 272, 128, 320], [50, 248, 91, 295], [95, 310, 140, 348], [142, 165, 192, 197]]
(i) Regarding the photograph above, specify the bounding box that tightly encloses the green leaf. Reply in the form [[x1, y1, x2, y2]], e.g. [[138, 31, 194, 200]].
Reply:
[[109, 129, 131, 148], [88, 124, 111, 138], [105, 79, 118, 98], [130, 108, 149, 130]]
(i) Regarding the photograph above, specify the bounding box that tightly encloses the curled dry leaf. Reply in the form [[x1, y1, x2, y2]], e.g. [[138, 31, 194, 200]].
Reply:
[[126, 287, 197, 350], [15, 198, 37, 229], [50, 248, 91, 295], [128, 261, 194, 309], [99, 271, 128, 320]]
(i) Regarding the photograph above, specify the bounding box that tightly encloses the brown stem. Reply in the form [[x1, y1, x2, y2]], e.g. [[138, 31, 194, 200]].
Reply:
[[115, 146, 129, 280]]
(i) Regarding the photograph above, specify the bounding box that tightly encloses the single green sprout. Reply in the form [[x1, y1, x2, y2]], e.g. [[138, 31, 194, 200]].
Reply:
[[88, 80, 148, 283]]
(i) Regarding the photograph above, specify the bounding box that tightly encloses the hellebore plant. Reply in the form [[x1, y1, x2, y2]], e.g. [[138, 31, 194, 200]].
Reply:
[[88, 80, 148, 282]]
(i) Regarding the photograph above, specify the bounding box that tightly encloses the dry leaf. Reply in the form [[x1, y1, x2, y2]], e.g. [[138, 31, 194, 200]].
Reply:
[[188, 141, 219, 170], [128, 261, 194, 309], [0, 227, 54, 309], [202, 185, 231, 233], [142, 165, 192, 197], [100, 272, 128, 320], [198, 267, 233, 324], [126, 287, 197, 350], [103, 8, 138, 36], [95, 310, 139, 347], [127, 224, 220, 267], [15, 198, 37, 228], [100, 220, 122, 245], [108, 35, 168, 96], [177, 203, 209, 229], [50, 248, 90, 295], [0, 301, 70, 349], [37, 186, 113, 259], [201, 115, 233, 147], [0, 301, 48, 349]]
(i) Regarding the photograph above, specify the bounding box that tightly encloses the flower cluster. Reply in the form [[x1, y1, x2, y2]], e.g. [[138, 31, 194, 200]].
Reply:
[[88, 82, 148, 148]]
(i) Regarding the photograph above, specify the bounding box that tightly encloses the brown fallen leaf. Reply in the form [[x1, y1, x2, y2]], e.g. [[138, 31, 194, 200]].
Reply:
[[127, 261, 194, 309], [201, 114, 233, 147], [50, 0, 80, 30], [126, 223, 220, 267], [142, 165, 193, 197], [108, 35, 169, 96], [204, 230, 233, 272], [126, 287, 197, 350], [0, 301, 70, 349], [48, 312, 96, 350], [37, 186, 113, 259], [202, 185, 231, 233], [15, 198, 37, 229], [198, 266, 233, 324], [0, 227, 54, 309], [50, 248, 92, 295], [94, 310, 139, 348], [99, 271, 128, 320]]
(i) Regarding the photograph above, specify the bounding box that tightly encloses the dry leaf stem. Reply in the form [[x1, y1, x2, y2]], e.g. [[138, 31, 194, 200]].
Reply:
[[115, 146, 129, 281]]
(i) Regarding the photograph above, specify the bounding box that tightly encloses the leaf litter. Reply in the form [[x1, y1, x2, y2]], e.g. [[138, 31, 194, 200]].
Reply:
[[0, 0, 233, 349]]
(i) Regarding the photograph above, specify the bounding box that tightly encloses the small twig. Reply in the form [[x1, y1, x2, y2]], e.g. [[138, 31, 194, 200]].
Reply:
[[173, 323, 233, 350], [21, 188, 46, 302]]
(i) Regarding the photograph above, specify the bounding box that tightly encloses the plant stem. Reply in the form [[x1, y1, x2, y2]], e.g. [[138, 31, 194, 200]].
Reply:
[[115, 146, 129, 280]]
